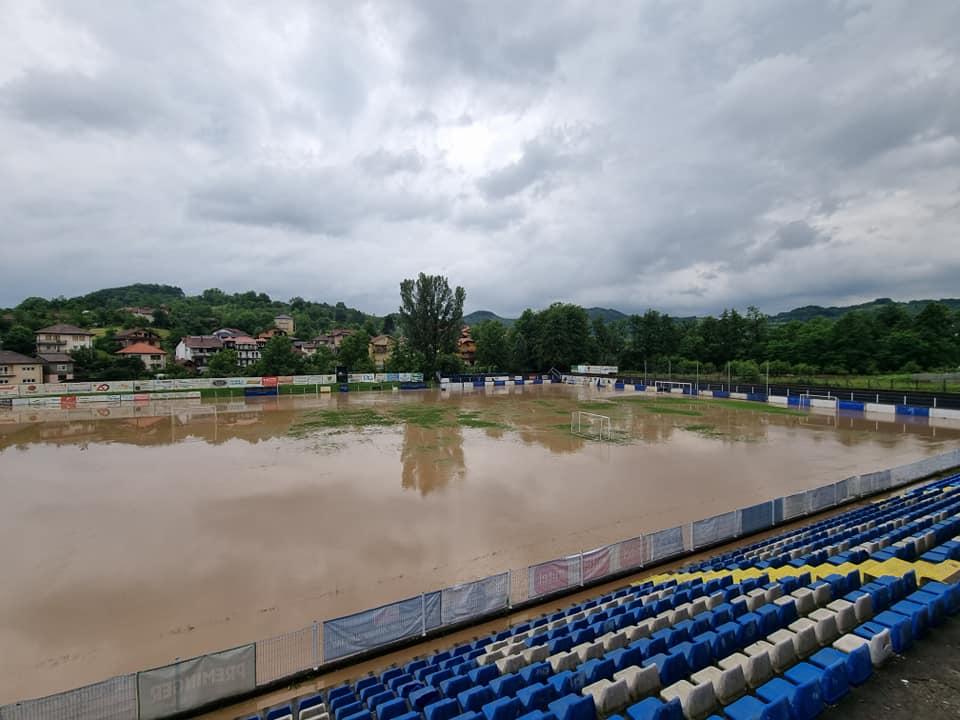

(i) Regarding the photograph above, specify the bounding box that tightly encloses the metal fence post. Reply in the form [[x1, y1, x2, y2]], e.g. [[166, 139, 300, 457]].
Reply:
[[579, 552, 585, 587], [420, 594, 426, 637], [312, 621, 320, 668]]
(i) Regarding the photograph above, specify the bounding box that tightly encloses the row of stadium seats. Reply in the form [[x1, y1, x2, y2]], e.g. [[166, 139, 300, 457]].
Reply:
[[239, 473, 960, 720]]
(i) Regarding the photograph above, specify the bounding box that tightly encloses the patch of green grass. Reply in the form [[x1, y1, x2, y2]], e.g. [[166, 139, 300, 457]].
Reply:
[[642, 403, 703, 416], [389, 405, 451, 428], [289, 408, 395, 435], [578, 401, 614, 410], [717, 400, 805, 416], [457, 412, 509, 429]]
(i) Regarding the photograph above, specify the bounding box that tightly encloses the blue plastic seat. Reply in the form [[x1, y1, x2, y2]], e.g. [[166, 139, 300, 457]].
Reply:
[[722, 694, 789, 720], [625, 697, 682, 720], [469, 665, 499, 686], [482, 697, 520, 720], [490, 672, 523, 700], [756, 675, 822, 720], [367, 690, 395, 710], [377, 698, 409, 720], [547, 694, 595, 720], [425, 699, 461, 720], [643, 652, 687, 687], [787, 660, 848, 706], [547, 670, 585, 697], [520, 661, 552, 685], [441, 676, 471, 700], [335, 701, 364, 720], [459, 687, 495, 714], [411, 688, 443, 713], [516, 683, 554, 713], [581, 657, 614, 684]]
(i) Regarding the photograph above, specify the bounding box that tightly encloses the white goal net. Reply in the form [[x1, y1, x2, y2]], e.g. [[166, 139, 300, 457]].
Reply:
[[571, 411, 611, 440], [654, 380, 693, 394]]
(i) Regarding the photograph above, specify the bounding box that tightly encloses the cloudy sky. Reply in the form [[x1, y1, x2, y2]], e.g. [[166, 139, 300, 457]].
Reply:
[[1, 1, 958, 316]]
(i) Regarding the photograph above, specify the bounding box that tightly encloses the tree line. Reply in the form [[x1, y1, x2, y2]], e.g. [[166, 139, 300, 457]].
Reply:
[[470, 301, 960, 377]]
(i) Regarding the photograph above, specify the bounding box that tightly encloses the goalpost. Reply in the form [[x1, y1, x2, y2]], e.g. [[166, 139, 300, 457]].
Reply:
[[800, 391, 837, 408], [654, 380, 693, 394], [571, 411, 611, 441]]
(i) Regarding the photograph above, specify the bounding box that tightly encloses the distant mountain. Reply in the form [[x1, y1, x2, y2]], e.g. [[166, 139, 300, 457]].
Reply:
[[770, 298, 960, 324], [586, 307, 628, 323], [463, 310, 515, 327], [463, 307, 629, 327]]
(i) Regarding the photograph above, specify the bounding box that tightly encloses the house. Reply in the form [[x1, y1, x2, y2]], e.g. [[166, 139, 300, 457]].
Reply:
[[222, 335, 261, 368], [292, 339, 315, 355], [121, 306, 155, 323], [368, 335, 396, 369], [257, 327, 287, 341], [37, 352, 75, 382], [0, 351, 43, 385], [457, 326, 476, 366], [274, 314, 295, 334], [212, 328, 246, 339], [116, 342, 167, 371], [115, 328, 161, 348], [317, 328, 355, 352], [35, 324, 94, 354], [175, 336, 224, 371]]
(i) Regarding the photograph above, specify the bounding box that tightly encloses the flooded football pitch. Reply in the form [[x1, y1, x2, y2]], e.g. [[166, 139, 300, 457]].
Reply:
[[1, 384, 958, 702]]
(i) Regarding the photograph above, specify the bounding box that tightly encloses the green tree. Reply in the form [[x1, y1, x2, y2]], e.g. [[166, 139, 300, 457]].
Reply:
[[256, 336, 303, 376], [473, 320, 509, 370], [507, 309, 540, 370], [2, 324, 36, 355], [338, 330, 374, 370], [386, 340, 425, 373], [537, 303, 592, 369], [305, 345, 335, 373], [398, 273, 465, 375], [914, 302, 956, 369], [207, 349, 241, 377]]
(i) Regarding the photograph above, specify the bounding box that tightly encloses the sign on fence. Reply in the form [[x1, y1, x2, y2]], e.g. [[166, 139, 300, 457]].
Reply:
[[323, 595, 427, 661], [528, 555, 582, 598], [781, 491, 808, 520], [807, 484, 837, 513], [441, 574, 510, 625], [0, 674, 138, 720], [739, 502, 774, 535], [692, 511, 738, 549], [136, 644, 255, 720], [644, 526, 685, 563]]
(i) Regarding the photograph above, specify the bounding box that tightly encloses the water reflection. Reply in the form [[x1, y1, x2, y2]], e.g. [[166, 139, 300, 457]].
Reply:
[[400, 424, 465, 495]]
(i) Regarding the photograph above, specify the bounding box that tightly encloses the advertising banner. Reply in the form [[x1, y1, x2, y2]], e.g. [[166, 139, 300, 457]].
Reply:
[[440, 574, 510, 625], [692, 511, 738, 549], [528, 555, 582, 598], [323, 596, 426, 662], [0, 384, 19, 397], [136, 645, 255, 720], [261, 377, 279, 387], [644, 526, 684, 563]]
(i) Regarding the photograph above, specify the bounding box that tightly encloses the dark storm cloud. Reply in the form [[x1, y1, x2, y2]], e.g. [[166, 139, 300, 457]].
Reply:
[[0, 1, 959, 315], [1, 68, 161, 133]]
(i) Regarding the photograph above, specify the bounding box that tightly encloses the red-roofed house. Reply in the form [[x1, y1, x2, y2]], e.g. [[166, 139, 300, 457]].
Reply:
[[116, 343, 167, 371]]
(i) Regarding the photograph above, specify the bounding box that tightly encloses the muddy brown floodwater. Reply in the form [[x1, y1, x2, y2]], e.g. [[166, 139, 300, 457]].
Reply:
[[1, 385, 959, 703]]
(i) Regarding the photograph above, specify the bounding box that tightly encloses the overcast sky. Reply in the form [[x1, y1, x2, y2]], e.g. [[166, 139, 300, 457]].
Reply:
[[1, 1, 958, 316]]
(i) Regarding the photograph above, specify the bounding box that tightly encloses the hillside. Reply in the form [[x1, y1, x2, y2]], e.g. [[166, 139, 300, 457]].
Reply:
[[463, 307, 628, 327], [770, 297, 960, 324]]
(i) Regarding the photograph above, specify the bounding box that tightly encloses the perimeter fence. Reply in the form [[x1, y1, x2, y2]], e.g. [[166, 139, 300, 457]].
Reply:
[[4, 448, 960, 720]]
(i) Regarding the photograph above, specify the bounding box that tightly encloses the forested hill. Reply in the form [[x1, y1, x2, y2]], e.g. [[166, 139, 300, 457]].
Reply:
[[770, 297, 960, 324], [464, 307, 627, 326], [1, 284, 382, 352], [465, 298, 960, 327]]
